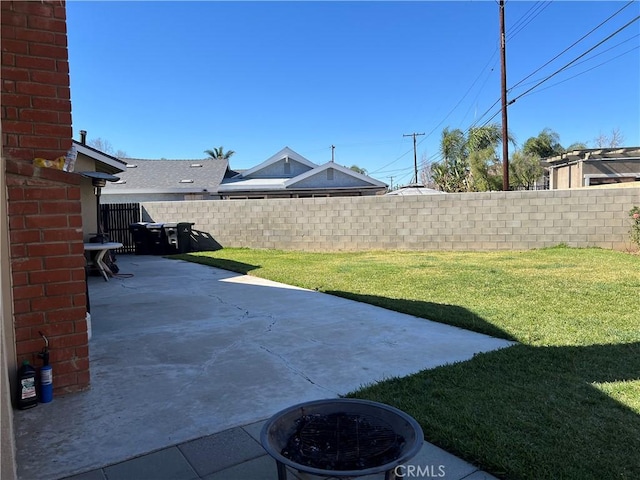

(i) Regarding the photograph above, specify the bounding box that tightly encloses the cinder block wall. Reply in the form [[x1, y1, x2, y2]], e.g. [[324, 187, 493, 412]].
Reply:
[[141, 187, 640, 252], [2, 0, 90, 395]]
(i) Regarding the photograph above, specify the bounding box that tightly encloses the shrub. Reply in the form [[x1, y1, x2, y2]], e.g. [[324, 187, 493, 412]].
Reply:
[[630, 206, 640, 248]]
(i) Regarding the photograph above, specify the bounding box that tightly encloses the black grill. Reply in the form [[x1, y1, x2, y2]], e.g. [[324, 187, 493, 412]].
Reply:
[[283, 412, 404, 471]]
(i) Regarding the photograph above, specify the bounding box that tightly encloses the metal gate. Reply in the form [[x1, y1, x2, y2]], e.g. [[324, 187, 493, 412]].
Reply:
[[100, 203, 141, 254]]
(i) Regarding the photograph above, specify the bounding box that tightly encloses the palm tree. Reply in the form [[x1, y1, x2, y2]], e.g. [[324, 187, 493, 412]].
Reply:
[[204, 146, 235, 160]]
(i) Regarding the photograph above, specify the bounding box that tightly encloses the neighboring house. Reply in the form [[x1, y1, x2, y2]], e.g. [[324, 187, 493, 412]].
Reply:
[[73, 135, 127, 241], [101, 146, 388, 202], [545, 147, 640, 189], [101, 157, 230, 203], [218, 147, 387, 198]]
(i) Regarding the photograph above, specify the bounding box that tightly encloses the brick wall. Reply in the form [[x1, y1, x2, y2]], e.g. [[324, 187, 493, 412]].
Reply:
[[2, 1, 89, 395], [140, 187, 640, 252]]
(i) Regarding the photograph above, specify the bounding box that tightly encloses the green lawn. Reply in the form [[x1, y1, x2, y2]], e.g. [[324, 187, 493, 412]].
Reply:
[[173, 247, 640, 479]]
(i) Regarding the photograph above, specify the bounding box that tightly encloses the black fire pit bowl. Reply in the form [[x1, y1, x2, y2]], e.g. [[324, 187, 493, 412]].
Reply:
[[261, 398, 424, 479]]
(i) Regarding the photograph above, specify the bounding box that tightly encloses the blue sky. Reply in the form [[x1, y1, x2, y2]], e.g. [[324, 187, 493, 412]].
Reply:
[[66, 1, 640, 186]]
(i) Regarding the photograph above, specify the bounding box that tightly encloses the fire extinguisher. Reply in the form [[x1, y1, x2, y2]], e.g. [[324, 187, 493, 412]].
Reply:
[[38, 331, 53, 403]]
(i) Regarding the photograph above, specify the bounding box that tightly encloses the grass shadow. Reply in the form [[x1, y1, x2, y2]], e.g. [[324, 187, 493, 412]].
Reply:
[[169, 253, 260, 275], [349, 340, 640, 479], [325, 291, 517, 342]]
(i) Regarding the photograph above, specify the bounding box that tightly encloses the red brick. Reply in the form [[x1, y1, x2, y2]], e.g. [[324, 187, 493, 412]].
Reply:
[[12, 272, 29, 286], [15, 55, 57, 72], [10, 256, 43, 273], [57, 85, 70, 99], [12, 284, 44, 300], [16, 339, 46, 357], [53, 358, 90, 376], [31, 295, 73, 312], [44, 255, 86, 270], [42, 228, 80, 242], [1, 39, 28, 54], [40, 322, 75, 338], [32, 97, 70, 112], [13, 299, 30, 315], [57, 111, 72, 125], [27, 16, 66, 34], [14, 312, 45, 328], [5, 106, 20, 119], [20, 109, 58, 123], [76, 371, 91, 389], [55, 34, 67, 47], [25, 214, 68, 229], [9, 215, 24, 230], [3, 79, 16, 92], [34, 123, 73, 138], [14, 327, 33, 342], [72, 293, 86, 307], [2, 120, 33, 135], [68, 215, 83, 228], [7, 186, 25, 200], [29, 43, 68, 60], [11, 243, 27, 258], [1, 24, 16, 38], [10, 229, 41, 244], [40, 200, 80, 215], [66, 187, 81, 200], [45, 306, 86, 323], [8, 200, 39, 215], [2, 51, 15, 65], [44, 280, 86, 296], [19, 135, 60, 149], [12, 1, 54, 17], [70, 242, 85, 255], [29, 70, 68, 86], [0, 67, 30, 82], [1, 9, 27, 28], [53, 333, 87, 349], [27, 243, 69, 257], [24, 187, 67, 200], [14, 26, 55, 44], [56, 59, 69, 74], [2, 93, 31, 107], [5, 133, 19, 147], [30, 269, 71, 285], [53, 371, 77, 389]]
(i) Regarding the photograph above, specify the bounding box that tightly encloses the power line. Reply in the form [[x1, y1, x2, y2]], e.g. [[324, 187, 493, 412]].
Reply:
[[520, 44, 639, 98], [509, 14, 640, 105], [509, 1, 635, 92]]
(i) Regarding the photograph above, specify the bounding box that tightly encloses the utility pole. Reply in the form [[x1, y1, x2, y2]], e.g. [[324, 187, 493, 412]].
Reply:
[[331, 145, 335, 163], [500, 0, 509, 191], [403, 132, 425, 184]]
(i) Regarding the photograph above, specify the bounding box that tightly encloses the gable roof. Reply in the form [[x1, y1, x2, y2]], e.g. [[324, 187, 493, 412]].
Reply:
[[73, 140, 127, 173], [218, 147, 388, 195], [102, 158, 229, 194], [284, 162, 387, 188], [238, 147, 316, 178]]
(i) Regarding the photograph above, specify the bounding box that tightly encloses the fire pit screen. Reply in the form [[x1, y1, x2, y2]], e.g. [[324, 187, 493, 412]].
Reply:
[[261, 399, 424, 479]]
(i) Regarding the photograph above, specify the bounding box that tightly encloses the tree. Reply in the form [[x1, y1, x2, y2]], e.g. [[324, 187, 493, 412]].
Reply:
[[509, 150, 543, 190], [204, 146, 235, 160], [594, 128, 624, 148], [431, 124, 510, 192], [88, 137, 128, 158], [522, 128, 564, 158], [349, 165, 367, 175]]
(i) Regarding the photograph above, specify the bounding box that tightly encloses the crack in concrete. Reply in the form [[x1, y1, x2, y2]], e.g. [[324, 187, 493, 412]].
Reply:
[[259, 345, 338, 395]]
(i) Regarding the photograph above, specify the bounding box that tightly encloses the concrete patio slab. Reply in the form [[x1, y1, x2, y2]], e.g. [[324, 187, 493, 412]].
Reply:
[[14, 256, 513, 479]]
